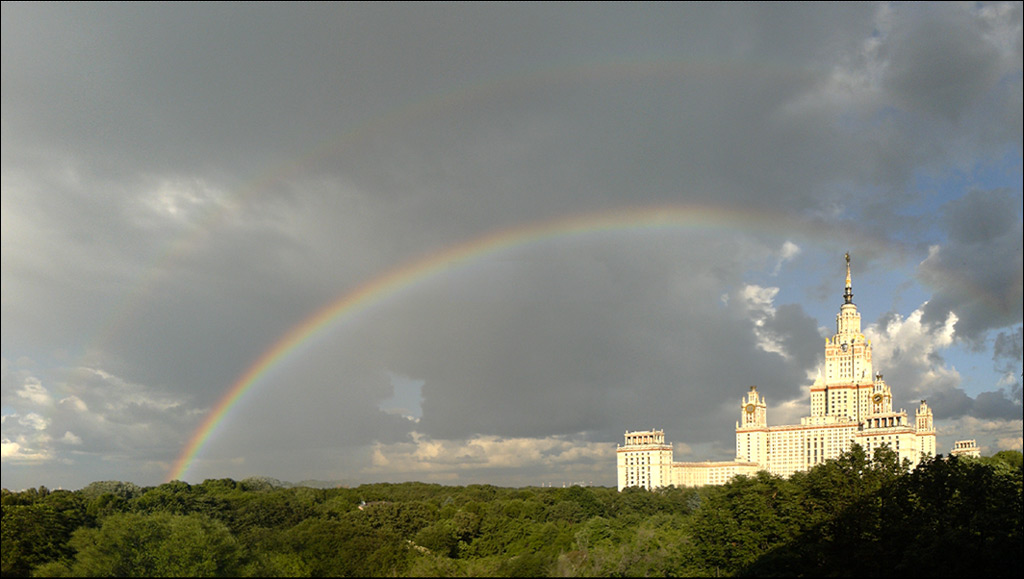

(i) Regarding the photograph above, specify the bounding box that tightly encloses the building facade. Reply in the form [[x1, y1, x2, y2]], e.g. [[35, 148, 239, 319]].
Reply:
[[950, 439, 981, 458], [617, 254, 938, 490], [615, 429, 675, 491]]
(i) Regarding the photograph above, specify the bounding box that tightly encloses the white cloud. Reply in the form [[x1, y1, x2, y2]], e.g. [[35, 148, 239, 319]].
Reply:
[[16, 377, 52, 406], [18, 412, 50, 431], [731, 284, 792, 359], [772, 395, 812, 428], [1, 364, 199, 474], [867, 304, 959, 394], [365, 432, 613, 478], [1, 439, 52, 462], [128, 176, 234, 230], [997, 371, 1021, 390], [76, 366, 185, 413], [1, 426, 54, 463], [59, 395, 88, 412], [938, 415, 1023, 454], [772, 241, 802, 275], [668, 441, 694, 458], [995, 436, 1023, 451], [1, 409, 54, 465], [61, 431, 83, 445], [0, 440, 19, 459]]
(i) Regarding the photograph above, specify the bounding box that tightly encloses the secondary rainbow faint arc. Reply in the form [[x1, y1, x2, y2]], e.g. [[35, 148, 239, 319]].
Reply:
[[167, 204, 820, 482], [90, 56, 801, 358]]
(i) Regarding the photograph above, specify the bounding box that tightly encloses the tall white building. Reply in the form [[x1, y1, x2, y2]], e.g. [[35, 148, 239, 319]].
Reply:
[[618, 254, 938, 490], [615, 429, 677, 491]]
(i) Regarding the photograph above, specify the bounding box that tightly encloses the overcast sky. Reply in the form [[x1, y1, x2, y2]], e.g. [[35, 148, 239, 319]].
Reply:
[[3, 2, 1021, 491]]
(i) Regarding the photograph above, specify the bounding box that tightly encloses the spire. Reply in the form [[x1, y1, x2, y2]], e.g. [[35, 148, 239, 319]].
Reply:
[[844, 252, 853, 304]]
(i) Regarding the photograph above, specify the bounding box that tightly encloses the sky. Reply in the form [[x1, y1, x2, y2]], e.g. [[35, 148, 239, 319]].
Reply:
[[2, 2, 1021, 491]]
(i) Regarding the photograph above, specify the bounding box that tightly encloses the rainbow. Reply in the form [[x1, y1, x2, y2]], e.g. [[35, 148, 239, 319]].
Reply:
[[167, 203, 851, 482]]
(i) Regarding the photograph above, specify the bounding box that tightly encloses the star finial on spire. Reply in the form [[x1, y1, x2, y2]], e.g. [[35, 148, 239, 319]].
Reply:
[[844, 252, 853, 304]]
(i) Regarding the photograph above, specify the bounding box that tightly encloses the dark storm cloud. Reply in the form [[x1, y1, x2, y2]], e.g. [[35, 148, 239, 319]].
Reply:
[[918, 188, 1023, 341], [757, 303, 824, 373], [923, 386, 1021, 423], [3, 2, 1021, 488], [882, 3, 1016, 123], [994, 326, 1024, 356], [993, 326, 1023, 372], [243, 237, 822, 451], [992, 326, 1023, 410], [973, 389, 1022, 420]]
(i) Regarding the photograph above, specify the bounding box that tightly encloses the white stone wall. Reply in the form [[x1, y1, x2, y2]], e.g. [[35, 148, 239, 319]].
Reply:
[[617, 430, 674, 491], [617, 255, 938, 490]]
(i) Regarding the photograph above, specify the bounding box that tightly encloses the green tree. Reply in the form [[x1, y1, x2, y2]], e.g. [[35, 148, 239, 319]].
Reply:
[[689, 470, 801, 576], [227, 488, 315, 532], [56, 511, 242, 577], [881, 454, 1023, 577], [2, 504, 76, 576], [360, 500, 437, 538], [276, 516, 409, 577], [78, 481, 143, 501], [555, 485, 606, 519], [982, 449, 1024, 471], [741, 447, 1024, 577], [414, 519, 460, 558], [131, 480, 198, 515]]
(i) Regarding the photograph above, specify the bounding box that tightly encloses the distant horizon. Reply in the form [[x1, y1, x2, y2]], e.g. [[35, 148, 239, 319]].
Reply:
[[10, 446, 1020, 495]]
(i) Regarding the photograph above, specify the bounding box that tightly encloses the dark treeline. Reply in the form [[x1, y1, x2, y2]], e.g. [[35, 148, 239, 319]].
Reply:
[[2, 446, 1021, 577]]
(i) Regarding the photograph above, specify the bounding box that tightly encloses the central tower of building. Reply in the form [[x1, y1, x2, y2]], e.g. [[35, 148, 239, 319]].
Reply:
[[811, 252, 880, 420], [618, 253, 938, 490]]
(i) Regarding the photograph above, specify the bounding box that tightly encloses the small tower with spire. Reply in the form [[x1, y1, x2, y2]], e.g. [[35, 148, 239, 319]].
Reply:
[[844, 252, 853, 304], [836, 252, 862, 337]]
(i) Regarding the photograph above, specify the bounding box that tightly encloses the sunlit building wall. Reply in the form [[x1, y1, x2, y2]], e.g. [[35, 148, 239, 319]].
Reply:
[[618, 254, 938, 490], [616, 429, 675, 491]]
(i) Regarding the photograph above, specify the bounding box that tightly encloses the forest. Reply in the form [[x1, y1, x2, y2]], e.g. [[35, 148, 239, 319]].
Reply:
[[2, 446, 1021, 577]]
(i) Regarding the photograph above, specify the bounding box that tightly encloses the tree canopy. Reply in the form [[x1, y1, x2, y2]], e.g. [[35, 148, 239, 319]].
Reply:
[[3, 446, 1020, 577]]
